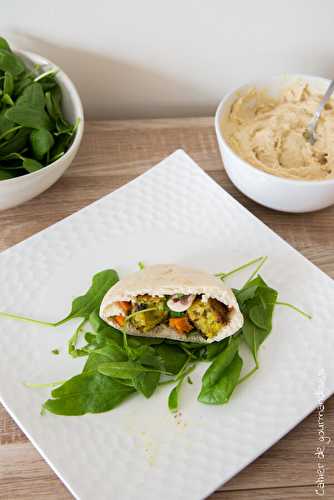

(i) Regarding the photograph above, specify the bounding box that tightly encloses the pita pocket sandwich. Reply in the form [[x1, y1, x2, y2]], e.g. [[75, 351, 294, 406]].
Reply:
[[100, 264, 243, 343]]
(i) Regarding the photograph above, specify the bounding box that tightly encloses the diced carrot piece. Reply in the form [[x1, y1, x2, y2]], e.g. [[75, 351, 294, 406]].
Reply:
[[114, 315, 125, 327], [169, 316, 193, 334], [116, 301, 132, 314]]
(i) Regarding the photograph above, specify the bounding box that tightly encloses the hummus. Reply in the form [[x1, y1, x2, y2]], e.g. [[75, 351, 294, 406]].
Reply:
[[222, 82, 334, 180]]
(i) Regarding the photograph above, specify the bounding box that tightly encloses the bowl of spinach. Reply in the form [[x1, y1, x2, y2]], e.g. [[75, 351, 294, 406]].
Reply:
[[0, 37, 84, 210]]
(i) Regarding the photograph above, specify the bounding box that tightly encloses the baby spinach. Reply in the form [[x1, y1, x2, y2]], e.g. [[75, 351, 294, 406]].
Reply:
[[43, 372, 135, 416], [55, 269, 119, 325], [0, 258, 312, 416], [0, 169, 13, 179], [30, 128, 54, 159], [93, 344, 127, 362], [0, 37, 10, 51], [132, 345, 164, 397], [167, 359, 196, 412], [198, 336, 242, 404], [198, 353, 243, 404], [168, 377, 183, 412], [0, 127, 30, 156], [6, 104, 51, 130], [237, 275, 278, 365], [0, 37, 77, 180], [98, 361, 169, 379], [89, 309, 106, 332], [204, 338, 229, 360], [4, 71, 14, 96], [83, 351, 114, 373], [133, 370, 160, 398], [0, 49, 25, 75], [15, 82, 45, 109], [22, 157, 43, 173], [156, 343, 187, 374], [241, 318, 266, 367], [200, 336, 240, 388], [132, 353, 161, 398]]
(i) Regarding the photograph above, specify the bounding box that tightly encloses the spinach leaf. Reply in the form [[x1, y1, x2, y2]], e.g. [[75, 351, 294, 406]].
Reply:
[[0, 38, 77, 179], [4, 72, 14, 96], [55, 269, 119, 325], [96, 326, 124, 346], [6, 105, 51, 130], [93, 344, 127, 362], [0, 49, 25, 76], [14, 72, 35, 96], [168, 377, 183, 412], [129, 345, 159, 364], [248, 287, 277, 330], [200, 336, 240, 388], [198, 352, 243, 404], [49, 133, 72, 162], [83, 351, 111, 373], [98, 361, 167, 379], [167, 357, 197, 412], [1, 93, 14, 106], [238, 277, 278, 364], [0, 127, 30, 155], [204, 338, 229, 360], [165, 340, 205, 361], [45, 86, 65, 122], [43, 372, 134, 416], [22, 157, 43, 173], [241, 318, 266, 365], [197, 336, 242, 405], [132, 368, 160, 398], [234, 276, 268, 309], [0, 110, 14, 135], [0, 169, 14, 180], [156, 343, 187, 374], [5, 83, 52, 130], [88, 309, 107, 332], [30, 128, 54, 159], [131, 345, 162, 398], [15, 82, 45, 109], [127, 336, 164, 347], [0, 37, 11, 51]]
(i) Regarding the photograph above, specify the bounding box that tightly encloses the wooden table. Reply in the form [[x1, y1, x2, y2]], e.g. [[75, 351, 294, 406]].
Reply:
[[1, 117, 333, 500]]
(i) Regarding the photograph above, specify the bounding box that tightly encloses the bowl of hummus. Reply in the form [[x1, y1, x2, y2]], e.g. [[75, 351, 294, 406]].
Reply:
[[215, 74, 334, 212]]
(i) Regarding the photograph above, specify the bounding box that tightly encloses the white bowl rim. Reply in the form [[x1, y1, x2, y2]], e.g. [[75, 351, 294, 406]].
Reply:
[[215, 73, 334, 186], [0, 49, 84, 185]]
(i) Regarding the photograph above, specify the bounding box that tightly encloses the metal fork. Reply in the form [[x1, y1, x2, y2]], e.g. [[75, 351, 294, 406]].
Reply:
[[304, 79, 334, 145]]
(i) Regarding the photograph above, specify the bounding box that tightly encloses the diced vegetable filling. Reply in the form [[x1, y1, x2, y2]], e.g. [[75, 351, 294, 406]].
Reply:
[[110, 293, 230, 338], [187, 298, 227, 338], [129, 295, 168, 332]]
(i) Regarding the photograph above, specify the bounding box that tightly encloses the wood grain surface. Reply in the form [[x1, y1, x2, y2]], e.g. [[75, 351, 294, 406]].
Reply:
[[0, 117, 333, 500]]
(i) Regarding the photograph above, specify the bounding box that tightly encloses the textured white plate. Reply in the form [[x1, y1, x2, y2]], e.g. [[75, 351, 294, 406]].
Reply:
[[0, 150, 333, 500]]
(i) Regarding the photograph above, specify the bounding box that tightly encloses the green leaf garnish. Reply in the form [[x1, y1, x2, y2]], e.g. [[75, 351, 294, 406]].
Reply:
[[55, 269, 119, 325], [0, 258, 312, 416], [0, 37, 78, 181]]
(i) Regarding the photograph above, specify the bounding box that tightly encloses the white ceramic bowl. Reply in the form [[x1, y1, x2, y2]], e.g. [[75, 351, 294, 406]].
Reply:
[[0, 50, 84, 210], [215, 74, 334, 213]]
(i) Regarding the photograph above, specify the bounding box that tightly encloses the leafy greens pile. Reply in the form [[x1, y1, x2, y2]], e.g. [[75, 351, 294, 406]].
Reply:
[[0, 258, 310, 416], [0, 36, 78, 180]]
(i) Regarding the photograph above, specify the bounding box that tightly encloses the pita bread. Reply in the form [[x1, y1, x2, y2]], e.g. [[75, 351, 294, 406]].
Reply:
[[100, 264, 243, 343]]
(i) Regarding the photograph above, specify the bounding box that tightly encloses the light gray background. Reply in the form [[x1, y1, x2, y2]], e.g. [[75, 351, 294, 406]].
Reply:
[[2, 0, 333, 119]]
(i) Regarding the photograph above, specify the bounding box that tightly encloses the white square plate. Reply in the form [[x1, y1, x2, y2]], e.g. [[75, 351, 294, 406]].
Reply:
[[0, 150, 333, 500]]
